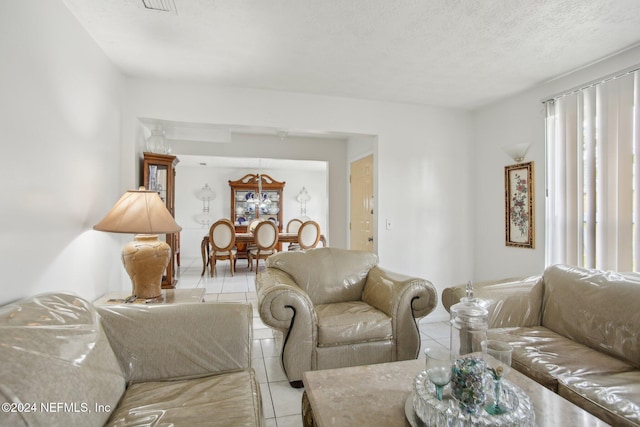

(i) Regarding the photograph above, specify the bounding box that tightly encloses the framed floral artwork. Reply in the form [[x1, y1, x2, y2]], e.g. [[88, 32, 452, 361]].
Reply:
[[505, 162, 534, 248]]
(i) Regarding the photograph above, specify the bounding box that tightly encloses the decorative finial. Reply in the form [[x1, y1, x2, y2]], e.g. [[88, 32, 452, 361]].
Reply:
[[466, 281, 474, 299]]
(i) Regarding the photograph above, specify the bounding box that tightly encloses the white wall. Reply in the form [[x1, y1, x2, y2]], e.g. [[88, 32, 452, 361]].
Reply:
[[347, 134, 376, 162], [472, 45, 640, 281], [123, 79, 473, 321], [0, 1, 125, 304]]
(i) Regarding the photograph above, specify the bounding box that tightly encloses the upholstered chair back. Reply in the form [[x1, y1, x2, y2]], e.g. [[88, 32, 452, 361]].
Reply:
[[210, 219, 236, 252], [248, 218, 264, 233], [265, 247, 378, 305], [298, 220, 321, 249], [254, 220, 279, 251], [286, 218, 303, 233]]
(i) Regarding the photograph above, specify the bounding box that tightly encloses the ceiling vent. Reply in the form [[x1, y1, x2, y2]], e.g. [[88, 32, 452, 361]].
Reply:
[[141, 0, 177, 14]]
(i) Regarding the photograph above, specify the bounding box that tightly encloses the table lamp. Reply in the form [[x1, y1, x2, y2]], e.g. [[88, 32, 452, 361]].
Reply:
[[94, 188, 182, 299]]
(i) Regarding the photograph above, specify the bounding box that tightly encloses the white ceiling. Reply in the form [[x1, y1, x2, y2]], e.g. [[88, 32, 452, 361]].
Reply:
[[62, 0, 640, 110]]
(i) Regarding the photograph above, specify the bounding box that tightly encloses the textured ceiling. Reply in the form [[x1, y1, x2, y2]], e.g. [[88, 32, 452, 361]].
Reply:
[[62, 0, 640, 110]]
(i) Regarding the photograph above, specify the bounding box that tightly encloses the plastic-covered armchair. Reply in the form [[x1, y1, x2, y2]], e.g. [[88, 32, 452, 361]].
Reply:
[[256, 247, 437, 387]]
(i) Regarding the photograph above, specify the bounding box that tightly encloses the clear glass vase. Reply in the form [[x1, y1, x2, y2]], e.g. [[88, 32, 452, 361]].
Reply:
[[450, 355, 487, 414]]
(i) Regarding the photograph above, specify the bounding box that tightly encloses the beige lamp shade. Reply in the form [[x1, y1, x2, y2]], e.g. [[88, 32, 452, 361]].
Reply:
[[94, 188, 181, 300], [94, 189, 181, 234]]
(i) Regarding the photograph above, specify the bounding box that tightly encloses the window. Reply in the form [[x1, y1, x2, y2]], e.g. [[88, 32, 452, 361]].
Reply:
[[545, 69, 639, 271]]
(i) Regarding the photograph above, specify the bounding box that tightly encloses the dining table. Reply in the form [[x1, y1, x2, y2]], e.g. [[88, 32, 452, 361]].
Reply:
[[201, 232, 326, 275]]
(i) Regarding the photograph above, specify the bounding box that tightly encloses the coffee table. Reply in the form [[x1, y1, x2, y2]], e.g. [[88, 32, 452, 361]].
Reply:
[[302, 359, 610, 427]]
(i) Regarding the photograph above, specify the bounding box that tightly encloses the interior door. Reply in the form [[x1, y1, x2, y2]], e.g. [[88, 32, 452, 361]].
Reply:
[[350, 154, 374, 251]]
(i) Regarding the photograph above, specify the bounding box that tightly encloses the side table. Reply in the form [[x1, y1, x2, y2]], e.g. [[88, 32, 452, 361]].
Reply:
[[94, 288, 206, 305]]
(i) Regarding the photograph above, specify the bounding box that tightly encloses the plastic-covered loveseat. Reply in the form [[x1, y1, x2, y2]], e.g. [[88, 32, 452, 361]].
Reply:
[[0, 292, 263, 427], [442, 264, 640, 427], [256, 247, 437, 387]]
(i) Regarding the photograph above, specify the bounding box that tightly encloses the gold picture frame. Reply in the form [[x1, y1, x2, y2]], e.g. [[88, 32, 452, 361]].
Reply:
[[505, 162, 534, 248]]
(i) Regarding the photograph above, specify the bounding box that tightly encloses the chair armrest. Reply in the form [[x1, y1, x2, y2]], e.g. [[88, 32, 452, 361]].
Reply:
[[363, 267, 437, 318], [97, 302, 252, 383], [441, 275, 544, 328], [256, 268, 316, 331], [256, 268, 316, 383], [363, 267, 437, 360]]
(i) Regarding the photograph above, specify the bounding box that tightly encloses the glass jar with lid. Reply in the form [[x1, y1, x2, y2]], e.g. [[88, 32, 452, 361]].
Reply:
[[449, 281, 488, 357], [449, 281, 489, 414]]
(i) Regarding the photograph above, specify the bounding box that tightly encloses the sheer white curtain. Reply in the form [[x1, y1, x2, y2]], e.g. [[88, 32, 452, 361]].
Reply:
[[545, 69, 640, 271]]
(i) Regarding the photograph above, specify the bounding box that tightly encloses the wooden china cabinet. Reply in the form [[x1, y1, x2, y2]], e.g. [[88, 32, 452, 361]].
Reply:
[[229, 173, 285, 259], [143, 152, 180, 288]]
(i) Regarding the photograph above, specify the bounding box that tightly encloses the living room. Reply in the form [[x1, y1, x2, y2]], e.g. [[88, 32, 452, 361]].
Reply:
[[4, 1, 638, 309], [2, 1, 640, 426]]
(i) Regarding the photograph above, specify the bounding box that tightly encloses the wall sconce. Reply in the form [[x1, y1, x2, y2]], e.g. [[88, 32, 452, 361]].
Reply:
[[195, 184, 216, 227], [501, 143, 530, 163], [296, 187, 311, 220]]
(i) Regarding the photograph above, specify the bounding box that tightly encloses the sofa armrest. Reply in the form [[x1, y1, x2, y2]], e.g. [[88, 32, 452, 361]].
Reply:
[[256, 268, 316, 383], [441, 275, 544, 328], [97, 302, 252, 383], [363, 267, 437, 360]]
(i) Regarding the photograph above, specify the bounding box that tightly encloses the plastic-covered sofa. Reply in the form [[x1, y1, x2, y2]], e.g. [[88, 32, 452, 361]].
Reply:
[[256, 247, 437, 387], [0, 292, 263, 427], [442, 264, 640, 427]]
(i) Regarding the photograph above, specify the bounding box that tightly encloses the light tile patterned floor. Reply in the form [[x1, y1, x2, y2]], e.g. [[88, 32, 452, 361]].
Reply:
[[177, 257, 450, 427]]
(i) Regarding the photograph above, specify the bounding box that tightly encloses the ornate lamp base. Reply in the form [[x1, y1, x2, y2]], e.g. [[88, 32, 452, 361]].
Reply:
[[122, 234, 171, 299]]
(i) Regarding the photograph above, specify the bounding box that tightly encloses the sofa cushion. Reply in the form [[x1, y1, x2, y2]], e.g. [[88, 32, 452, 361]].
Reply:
[[105, 370, 263, 427], [558, 371, 640, 427], [487, 326, 634, 392], [0, 293, 125, 427], [542, 265, 640, 368], [265, 247, 378, 305], [315, 301, 392, 347]]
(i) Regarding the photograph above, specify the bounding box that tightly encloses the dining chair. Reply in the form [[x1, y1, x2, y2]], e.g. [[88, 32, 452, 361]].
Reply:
[[245, 218, 265, 267], [249, 220, 279, 274], [248, 218, 264, 233], [286, 218, 304, 251], [298, 220, 321, 250], [208, 219, 237, 277]]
